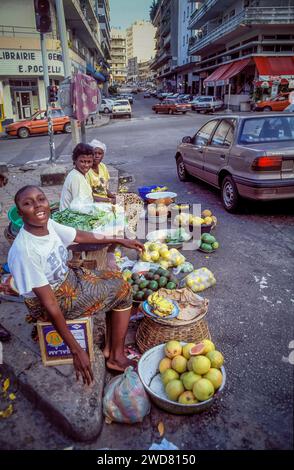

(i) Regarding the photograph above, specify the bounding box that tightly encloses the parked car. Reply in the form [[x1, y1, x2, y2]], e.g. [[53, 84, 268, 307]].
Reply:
[[99, 98, 114, 114], [5, 108, 71, 139], [120, 94, 133, 104], [175, 113, 294, 212], [191, 96, 224, 113], [144, 92, 151, 98], [253, 93, 290, 112], [152, 99, 191, 114], [158, 92, 170, 100], [112, 100, 132, 118]]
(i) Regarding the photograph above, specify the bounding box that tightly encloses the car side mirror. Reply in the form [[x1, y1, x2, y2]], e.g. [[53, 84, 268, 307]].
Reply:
[[182, 136, 192, 143]]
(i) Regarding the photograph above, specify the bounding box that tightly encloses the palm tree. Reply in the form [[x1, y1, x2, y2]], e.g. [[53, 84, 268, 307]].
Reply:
[[149, 0, 159, 21]]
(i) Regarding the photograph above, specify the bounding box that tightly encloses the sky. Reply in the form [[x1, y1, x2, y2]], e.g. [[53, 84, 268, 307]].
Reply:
[[109, 0, 152, 30]]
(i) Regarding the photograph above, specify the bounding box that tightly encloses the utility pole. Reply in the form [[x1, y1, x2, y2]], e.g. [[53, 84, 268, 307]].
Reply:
[[55, 0, 80, 146], [40, 33, 56, 163]]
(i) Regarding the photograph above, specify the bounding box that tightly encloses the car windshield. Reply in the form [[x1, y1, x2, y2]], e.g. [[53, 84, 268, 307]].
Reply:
[[115, 100, 129, 106], [240, 117, 294, 144]]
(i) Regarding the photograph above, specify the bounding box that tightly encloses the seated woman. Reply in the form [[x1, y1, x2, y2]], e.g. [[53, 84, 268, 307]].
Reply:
[[87, 139, 144, 237], [60, 143, 96, 211], [8, 185, 144, 384]]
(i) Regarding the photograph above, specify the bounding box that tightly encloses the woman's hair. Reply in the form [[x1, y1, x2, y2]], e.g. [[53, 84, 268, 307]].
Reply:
[[72, 143, 94, 162], [14, 185, 45, 208]]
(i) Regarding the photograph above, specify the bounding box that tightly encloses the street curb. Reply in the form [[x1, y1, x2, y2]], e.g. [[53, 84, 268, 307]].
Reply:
[[2, 319, 106, 442]]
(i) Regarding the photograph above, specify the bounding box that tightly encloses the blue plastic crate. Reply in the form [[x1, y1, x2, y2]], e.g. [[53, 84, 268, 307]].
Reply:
[[138, 185, 157, 201]]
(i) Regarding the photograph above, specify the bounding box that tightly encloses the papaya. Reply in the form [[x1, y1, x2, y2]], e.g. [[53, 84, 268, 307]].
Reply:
[[201, 233, 215, 244], [149, 280, 159, 291], [190, 342, 206, 356], [201, 243, 213, 252]]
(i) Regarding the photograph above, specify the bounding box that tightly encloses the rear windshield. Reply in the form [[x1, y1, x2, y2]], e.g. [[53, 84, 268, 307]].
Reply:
[[115, 100, 129, 106], [240, 116, 294, 144]]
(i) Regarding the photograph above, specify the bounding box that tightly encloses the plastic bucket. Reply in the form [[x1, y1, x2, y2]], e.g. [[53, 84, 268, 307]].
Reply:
[[7, 205, 23, 232], [138, 185, 157, 201]]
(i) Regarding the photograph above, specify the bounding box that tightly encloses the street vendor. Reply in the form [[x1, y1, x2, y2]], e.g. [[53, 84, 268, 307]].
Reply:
[[87, 139, 144, 237], [60, 143, 97, 211], [8, 185, 144, 384]]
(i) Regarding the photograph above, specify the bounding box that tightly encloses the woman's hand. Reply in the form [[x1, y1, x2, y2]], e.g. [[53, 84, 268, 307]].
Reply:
[[119, 239, 144, 252], [72, 348, 94, 385]]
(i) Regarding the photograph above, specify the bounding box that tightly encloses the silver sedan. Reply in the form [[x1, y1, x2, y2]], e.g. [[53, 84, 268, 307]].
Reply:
[[175, 113, 294, 212]]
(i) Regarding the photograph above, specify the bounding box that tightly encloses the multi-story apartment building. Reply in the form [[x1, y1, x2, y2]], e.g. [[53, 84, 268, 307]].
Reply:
[[188, 0, 294, 108], [110, 28, 127, 84], [126, 20, 156, 82], [174, 0, 201, 94], [150, 0, 180, 91], [138, 60, 155, 85], [0, 0, 109, 127], [96, 0, 111, 63]]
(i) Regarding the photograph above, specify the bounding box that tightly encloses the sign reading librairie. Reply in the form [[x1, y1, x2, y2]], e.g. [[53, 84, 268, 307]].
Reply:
[[0, 49, 64, 76], [37, 318, 94, 366]]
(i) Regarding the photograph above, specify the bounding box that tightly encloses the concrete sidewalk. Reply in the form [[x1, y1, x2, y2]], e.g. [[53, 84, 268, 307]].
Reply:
[[0, 161, 118, 441]]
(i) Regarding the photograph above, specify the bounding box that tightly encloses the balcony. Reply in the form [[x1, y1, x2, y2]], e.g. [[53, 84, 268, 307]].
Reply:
[[189, 0, 234, 30], [160, 18, 171, 37], [151, 50, 172, 70], [189, 6, 294, 54]]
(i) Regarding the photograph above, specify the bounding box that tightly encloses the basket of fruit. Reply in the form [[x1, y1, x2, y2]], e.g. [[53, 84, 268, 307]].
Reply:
[[137, 341, 226, 414]]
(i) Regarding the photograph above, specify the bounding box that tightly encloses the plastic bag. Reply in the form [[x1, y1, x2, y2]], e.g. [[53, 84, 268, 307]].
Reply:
[[103, 367, 150, 424], [183, 268, 216, 293]]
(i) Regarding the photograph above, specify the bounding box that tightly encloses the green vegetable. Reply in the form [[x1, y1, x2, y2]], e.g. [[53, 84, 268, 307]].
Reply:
[[52, 208, 116, 232]]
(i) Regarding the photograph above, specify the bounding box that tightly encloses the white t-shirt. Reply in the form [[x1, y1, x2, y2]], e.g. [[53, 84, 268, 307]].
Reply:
[[8, 219, 76, 298], [60, 168, 93, 211]]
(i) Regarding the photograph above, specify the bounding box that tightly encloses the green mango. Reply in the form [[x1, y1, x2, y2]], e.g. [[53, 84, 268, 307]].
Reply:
[[139, 280, 149, 289], [159, 276, 168, 287], [166, 281, 176, 290], [149, 280, 159, 291], [134, 291, 144, 301], [201, 243, 213, 252]]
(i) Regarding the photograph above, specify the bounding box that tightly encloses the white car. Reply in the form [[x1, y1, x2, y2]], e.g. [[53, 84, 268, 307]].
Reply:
[[112, 100, 132, 118], [191, 96, 223, 113], [99, 99, 114, 114]]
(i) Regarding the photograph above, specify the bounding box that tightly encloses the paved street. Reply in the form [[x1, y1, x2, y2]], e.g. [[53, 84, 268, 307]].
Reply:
[[0, 94, 293, 450]]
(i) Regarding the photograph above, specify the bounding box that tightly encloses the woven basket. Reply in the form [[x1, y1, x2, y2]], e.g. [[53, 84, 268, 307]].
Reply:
[[136, 316, 211, 353]]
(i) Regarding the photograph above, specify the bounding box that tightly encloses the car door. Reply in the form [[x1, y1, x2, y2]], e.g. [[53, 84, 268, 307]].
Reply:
[[183, 120, 219, 178], [203, 119, 235, 186], [30, 110, 48, 134]]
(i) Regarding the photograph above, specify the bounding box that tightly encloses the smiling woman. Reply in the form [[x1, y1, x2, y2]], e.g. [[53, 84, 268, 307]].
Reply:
[[7, 185, 144, 381]]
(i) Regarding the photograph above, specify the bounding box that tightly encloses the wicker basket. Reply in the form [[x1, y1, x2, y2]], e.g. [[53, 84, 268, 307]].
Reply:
[[136, 316, 211, 353]]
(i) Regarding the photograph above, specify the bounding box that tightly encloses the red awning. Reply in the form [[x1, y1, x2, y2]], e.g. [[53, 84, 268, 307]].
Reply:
[[254, 56, 294, 76], [203, 64, 232, 86], [219, 58, 251, 82]]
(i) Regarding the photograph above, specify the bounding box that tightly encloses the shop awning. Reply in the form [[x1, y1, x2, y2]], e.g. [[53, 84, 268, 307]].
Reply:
[[203, 64, 231, 87], [219, 58, 251, 82], [254, 56, 294, 77]]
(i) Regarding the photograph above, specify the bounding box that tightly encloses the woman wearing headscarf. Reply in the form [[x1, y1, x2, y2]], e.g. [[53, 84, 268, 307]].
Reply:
[[87, 139, 144, 237]]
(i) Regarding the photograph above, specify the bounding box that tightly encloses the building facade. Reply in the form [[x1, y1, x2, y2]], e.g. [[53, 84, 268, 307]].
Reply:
[[150, 0, 180, 91], [188, 0, 294, 108], [110, 28, 127, 84], [138, 60, 155, 85], [126, 20, 156, 82], [0, 0, 109, 128]]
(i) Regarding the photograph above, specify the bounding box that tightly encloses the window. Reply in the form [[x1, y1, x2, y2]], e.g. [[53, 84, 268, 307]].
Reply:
[[195, 120, 218, 146], [184, 11, 185, 22], [240, 117, 294, 144], [51, 109, 64, 118], [187, 6, 189, 17], [186, 34, 189, 44], [211, 120, 235, 147], [183, 35, 185, 46]]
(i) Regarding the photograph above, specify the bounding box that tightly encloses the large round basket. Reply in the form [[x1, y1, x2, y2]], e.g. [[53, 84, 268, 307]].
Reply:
[[136, 315, 211, 354]]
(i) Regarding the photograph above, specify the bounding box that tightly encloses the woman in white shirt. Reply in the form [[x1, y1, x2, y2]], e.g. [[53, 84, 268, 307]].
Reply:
[[60, 143, 95, 211], [8, 185, 143, 384]]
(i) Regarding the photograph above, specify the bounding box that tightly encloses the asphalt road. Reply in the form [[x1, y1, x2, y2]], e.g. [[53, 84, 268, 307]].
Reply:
[[0, 94, 293, 450]]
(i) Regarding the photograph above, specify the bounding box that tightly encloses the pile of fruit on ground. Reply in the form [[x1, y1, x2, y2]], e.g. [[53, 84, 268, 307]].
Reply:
[[199, 233, 219, 252], [159, 340, 224, 404], [140, 242, 185, 269], [174, 209, 217, 228], [127, 268, 179, 302]]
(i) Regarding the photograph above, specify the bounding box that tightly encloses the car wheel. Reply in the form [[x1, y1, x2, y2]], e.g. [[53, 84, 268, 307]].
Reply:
[[263, 106, 272, 112], [196, 110, 200, 114], [221, 175, 240, 212], [176, 156, 190, 182], [63, 123, 71, 133], [155, 110, 158, 114], [17, 127, 29, 139], [104, 107, 110, 114], [128, 114, 132, 118], [169, 109, 173, 115], [182, 111, 187, 114]]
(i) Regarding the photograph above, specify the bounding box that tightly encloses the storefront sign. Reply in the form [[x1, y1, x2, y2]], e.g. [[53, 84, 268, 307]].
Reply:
[[0, 49, 64, 76], [37, 318, 94, 366]]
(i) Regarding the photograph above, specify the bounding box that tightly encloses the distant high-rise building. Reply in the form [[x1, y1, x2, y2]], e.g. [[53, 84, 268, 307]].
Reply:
[[110, 28, 127, 84], [126, 20, 156, 82]]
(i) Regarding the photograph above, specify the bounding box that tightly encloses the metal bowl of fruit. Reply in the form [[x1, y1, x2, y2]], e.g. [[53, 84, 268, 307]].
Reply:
[[145, 191, 177, 206], [138, 342, 226, 415]]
